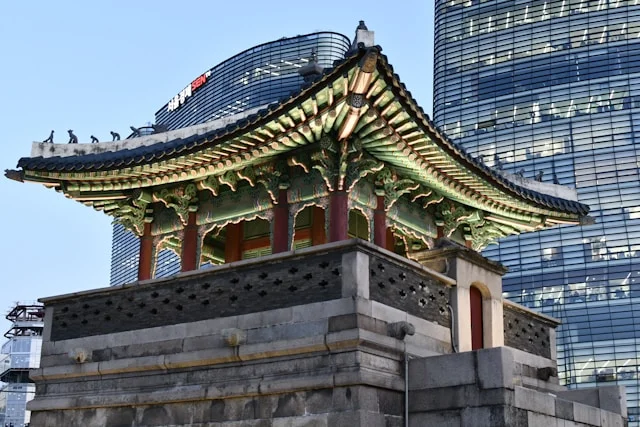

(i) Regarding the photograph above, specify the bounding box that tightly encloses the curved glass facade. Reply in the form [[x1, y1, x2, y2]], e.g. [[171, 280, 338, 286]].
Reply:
[[155, 32, 351, 130], [434, 0, 640, 422]]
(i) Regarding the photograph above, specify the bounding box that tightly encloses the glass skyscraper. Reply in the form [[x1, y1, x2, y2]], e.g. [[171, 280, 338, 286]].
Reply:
[[110, 32, 351, 286], [155, 32, 351, 130], [434, 0, 640, 422]]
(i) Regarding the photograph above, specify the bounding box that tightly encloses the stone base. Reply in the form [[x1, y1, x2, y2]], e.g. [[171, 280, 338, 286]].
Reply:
[[409, 347, 627, 427], [30, 386, 403, 427], [28, 242, 626, 427]]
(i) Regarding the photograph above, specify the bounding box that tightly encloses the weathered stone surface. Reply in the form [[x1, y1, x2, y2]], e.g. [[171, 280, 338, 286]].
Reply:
[[31, 246, 625, 427], [527, 411, 560, 427], [461, 405, 526, 427], [328, 313, 387, 335], [368, 254, 450, 327], [504, 303, 553, 359], [558, 386, 627, 418], [573, 402, 602, 426], [409, 386, 511, 412], [556, 399, 575, 420], [49, 251, 344, 341], [409, 351, 475, 390], [477, 347, 514, 390], [600, 409, 624, 427], [410, 410, 460, 427], [514, 385, 556, 416]]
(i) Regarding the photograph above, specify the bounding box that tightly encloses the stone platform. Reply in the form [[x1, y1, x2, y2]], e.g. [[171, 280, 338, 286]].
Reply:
[[28, 240, 626, 426]]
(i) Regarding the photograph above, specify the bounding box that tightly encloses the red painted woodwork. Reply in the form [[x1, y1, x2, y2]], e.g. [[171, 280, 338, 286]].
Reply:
[[273, 188, 289, 253], [137, 222, 153, 281], [329, 191, 348, 242], [385, 228, 395, 252], [311, 207, 326, 245], [470, 286, 484, 350], [374, 195, 386, 248], [436, 225, 444, 239], [225, 222, 243, 263], [242, 236, 271, 251], [465, 239, 473, 249], [181, 211, 199, 272]]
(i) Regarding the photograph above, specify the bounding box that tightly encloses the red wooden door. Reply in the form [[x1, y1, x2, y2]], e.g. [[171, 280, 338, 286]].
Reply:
[[470, 286, 484, 350]]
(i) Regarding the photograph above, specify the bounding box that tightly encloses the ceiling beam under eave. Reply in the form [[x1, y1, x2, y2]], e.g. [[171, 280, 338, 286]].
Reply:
[[65, 191, 130, 201], [484, 214, 540, 232]]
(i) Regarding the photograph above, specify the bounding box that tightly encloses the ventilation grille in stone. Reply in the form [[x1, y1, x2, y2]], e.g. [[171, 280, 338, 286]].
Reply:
[[50, 252, 343, 341], [369, 255, 450, 327]]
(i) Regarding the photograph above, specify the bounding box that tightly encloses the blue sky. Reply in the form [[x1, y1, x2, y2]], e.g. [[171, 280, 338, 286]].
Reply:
[[0, 1, 433, 332]]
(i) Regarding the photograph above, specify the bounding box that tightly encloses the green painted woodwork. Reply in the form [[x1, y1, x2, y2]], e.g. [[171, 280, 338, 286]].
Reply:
[[13, 47, 588, 251]]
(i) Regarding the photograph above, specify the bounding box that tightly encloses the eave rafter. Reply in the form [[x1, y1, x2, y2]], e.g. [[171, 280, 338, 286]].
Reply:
[[356, 66, 580, 224]]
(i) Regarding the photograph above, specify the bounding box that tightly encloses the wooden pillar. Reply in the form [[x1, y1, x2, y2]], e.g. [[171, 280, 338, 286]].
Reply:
[[436, 221, 444, 239], [137, 222, 153, 281], [181, 211, 199, 272], [385, 228, 395, 252], [311, 206, 326, 246], [373, 195, 387, 248], [272, 189, 289, 253], [329, 191, 349, 242], [225, 222, 243, 263]]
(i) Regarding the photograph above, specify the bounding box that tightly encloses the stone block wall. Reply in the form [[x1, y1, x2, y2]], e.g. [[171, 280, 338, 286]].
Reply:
[[408, 347, 627, 427], [29, 240, 625, 426], [503, 301, 556, 359], [30, 241, 452, 426]]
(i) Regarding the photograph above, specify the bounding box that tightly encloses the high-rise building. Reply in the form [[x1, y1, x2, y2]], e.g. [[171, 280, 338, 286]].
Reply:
[[434, 0, 640, 422], [0, 304, 44, 427], [109, 31, 351, 285]]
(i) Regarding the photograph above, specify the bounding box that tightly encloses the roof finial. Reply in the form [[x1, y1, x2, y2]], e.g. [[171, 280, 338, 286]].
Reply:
[[350, 20, 375, 52], [298, 47, 323, 83]]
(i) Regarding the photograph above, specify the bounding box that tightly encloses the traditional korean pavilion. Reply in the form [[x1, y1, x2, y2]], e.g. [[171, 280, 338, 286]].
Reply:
[[7, 45, 589, 282], [11, 31, 630, 427]]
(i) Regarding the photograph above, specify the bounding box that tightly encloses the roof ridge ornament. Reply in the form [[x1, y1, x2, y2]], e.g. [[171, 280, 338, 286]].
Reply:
[[350, 20, 375, 52], [298, 47, 323, 83]]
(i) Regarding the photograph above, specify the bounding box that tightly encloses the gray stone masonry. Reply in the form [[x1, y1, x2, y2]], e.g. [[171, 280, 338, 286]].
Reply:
[[408, 347, 626, 427], [29, 241, 624, 426]]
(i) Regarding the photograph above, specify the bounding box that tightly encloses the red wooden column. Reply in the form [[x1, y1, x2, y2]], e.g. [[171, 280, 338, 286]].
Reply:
[[181, 211, 199, 272], [225, 222, 243, 263], [373, 194, 387, 248], [329, 190, 349, 242], [311, 206, 327, 246], [436, 220, 445, 239], [272, 188, 289, 253], [137, 222, 154, 281]]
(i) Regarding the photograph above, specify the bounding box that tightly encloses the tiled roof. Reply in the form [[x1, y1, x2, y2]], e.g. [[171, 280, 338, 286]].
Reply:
[[13, 46, 589, 218]]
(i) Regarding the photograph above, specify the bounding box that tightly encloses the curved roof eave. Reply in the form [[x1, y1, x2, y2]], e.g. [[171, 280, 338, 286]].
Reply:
[[12, 46, 589, 219]]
